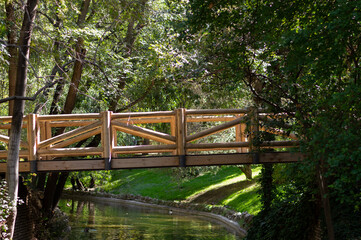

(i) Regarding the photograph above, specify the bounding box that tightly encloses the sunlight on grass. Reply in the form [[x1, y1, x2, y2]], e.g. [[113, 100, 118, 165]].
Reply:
[[185, 166, 261, 200], [97, 166, 263, 214], [221, 183, 261, 215]]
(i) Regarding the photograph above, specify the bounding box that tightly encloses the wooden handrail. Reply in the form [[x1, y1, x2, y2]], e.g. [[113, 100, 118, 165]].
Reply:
[[0, 108, 300, 172]]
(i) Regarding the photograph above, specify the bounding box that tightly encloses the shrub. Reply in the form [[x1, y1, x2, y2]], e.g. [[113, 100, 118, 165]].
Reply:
[[0, 179, 10, 239]]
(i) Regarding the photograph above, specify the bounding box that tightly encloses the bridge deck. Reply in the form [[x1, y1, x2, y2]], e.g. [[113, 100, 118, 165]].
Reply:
[[0, 108, 302, 173]]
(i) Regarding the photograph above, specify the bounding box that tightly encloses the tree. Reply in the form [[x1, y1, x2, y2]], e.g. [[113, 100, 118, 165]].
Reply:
[[185, 0, 361, 239], [5, 0, 38, 238]]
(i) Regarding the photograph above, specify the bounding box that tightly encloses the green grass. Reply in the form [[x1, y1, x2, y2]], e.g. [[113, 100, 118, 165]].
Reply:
[[95, 166, 262, 214], [221, 183, 261, 215]]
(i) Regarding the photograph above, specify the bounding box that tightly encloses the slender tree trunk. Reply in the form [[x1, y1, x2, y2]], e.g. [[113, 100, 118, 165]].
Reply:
[[5, 0, 18, 116], [317, 158, 335, 240], [6, 0, 38, 238], [42, 37, 87, 211], [42, 0, 90, 213], [62, 37, 87, 114]]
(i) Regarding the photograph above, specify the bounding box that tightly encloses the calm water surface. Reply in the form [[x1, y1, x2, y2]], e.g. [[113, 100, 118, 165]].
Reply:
[[58, 198, 243, 240]]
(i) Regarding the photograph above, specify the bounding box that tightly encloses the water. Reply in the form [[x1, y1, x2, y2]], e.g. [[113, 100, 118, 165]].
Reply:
[[58, 198, 243, 240]]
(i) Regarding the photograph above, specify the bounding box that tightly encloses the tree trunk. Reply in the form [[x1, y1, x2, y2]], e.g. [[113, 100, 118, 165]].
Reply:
[[62, 37, 87, 114], [239, 166, 253, 180], [5, 0, 18, 116], [42, 0, 90, 213], [317, 158, 335, 240], [42, 38, 87, 211], [6, 0, 38, 238]]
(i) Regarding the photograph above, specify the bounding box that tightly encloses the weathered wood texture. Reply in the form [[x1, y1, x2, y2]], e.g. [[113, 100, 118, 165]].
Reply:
[[0, 108, 300, 172]]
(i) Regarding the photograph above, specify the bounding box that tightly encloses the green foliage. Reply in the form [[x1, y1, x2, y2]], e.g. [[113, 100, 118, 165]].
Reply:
[[246, 190, 318, 240], [186, 0, 361, 238], [0, 179, 10, 239], [258, 164, 274, 213], [332, 200, 361, 239], [307, 84, 361, 210]]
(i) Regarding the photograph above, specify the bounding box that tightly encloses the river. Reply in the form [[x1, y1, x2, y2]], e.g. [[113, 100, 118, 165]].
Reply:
[[58, 198, 244, 240]]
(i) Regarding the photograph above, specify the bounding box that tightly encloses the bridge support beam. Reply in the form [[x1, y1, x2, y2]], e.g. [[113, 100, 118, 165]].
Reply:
[[101, 111, 113, 170], [179, 155, 186, 167], [27, 114, 38, 172], [176, 108, 186, 167]]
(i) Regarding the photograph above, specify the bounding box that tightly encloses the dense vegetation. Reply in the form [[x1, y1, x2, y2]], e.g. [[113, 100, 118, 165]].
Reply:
[[186, 1, 361, 239], [1, 0, 361, 239]]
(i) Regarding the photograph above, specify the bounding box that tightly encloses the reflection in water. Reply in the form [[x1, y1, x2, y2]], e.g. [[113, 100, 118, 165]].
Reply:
[[58, 198, 243, 240]]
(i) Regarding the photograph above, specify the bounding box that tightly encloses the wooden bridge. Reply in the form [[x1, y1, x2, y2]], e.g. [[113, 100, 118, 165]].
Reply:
[[0, 108, 303, 173]]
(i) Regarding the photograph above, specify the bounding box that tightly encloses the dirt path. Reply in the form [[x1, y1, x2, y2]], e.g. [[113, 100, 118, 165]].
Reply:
[[187, 179, 257, 204]]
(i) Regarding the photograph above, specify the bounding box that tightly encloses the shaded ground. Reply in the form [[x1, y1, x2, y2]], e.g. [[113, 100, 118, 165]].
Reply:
[[187, 179, 257, 204]]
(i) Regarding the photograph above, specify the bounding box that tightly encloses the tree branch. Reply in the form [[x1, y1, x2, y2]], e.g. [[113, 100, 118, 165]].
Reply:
[[115, 79, 155, 112], [0, 79, 59, 104]]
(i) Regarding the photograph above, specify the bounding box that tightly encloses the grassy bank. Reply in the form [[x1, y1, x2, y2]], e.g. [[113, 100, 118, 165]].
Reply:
[[86, 165, 262, 215]]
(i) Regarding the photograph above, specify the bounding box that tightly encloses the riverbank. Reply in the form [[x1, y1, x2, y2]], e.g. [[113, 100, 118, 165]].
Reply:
[[75, 166, 262, 215], [63, 190, 252, 237]]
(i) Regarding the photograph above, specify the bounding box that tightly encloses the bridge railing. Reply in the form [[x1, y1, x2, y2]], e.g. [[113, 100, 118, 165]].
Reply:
[[0, 108, 299, 172]]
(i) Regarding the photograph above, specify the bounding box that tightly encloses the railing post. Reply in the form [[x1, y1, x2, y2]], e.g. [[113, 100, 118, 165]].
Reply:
[[27, 114, 38, 173], [101, 111, 113, 170], [235, 114, 247, 153], [176, 108, 186, 167], [171, 114, 177, 155]]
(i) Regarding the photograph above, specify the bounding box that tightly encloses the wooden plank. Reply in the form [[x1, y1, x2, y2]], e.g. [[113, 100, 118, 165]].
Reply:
[[187, 154, 253, 165], [52, 128, 101, 148], [171, 116, 177, 155], [27, 114, 38, 161], [240, 123, 248, 153], [186, 152, 304, 166], [112, 111, 174, 119], [112, 122, 176, 144], [185, 109, 249, 115], [176, 108, 186, 155], [187, 116, 237, 123], [235, 118, 242, 153], [115, 118, 172, 124], [0, 134, 28, 148], [102, 111, 112, 160], [186, 115, 246, 143], [37, 160, 104, 171], [0, 124, 12, 129], [42, 121, 52, 160], [38, 121, 102, 148], [0, 116, 13, 121], [187, 142, 249, 151], [38, 147, 103, 157], [0, 134, 9, 143], [112, 156, 179, 169], [0, 150, 29, 159], [0, 162, 5, 172], [0, 124, 28, 129], [38, 113, 100, 121], [113, 145, 176, 154], [112, 128, 118, 158], [0, 162, 30, 173], [186, 141, 299, 152], [49, 120, 98, 127]]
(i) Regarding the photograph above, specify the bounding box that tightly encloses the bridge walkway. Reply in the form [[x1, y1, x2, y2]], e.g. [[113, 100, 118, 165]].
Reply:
[[0, 108, 302, 173]]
